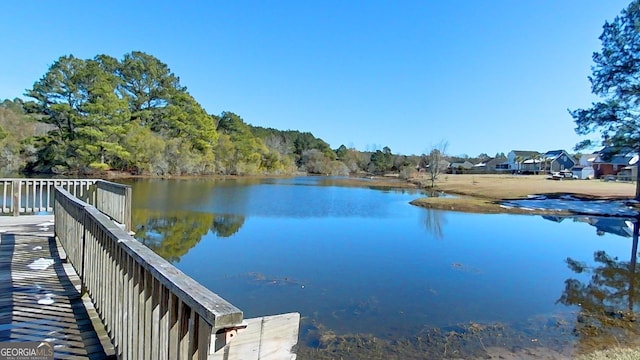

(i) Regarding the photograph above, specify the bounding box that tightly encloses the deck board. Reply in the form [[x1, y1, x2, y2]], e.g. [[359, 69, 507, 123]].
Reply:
[[0, 216, 115, 359]]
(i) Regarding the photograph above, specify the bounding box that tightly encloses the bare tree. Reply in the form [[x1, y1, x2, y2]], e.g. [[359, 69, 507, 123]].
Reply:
[[427, 141, 448, 187]]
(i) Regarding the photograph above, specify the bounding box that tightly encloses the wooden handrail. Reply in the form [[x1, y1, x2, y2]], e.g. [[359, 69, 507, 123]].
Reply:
[[95, 180, 132, 231], [0, 179, 132, 231], [54, 186, 244, 359], [1, 178, 96, 215]]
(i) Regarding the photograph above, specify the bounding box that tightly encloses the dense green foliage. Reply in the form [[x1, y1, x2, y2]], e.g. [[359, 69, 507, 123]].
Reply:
[[248, 126, 341, 174], [24, 52, 219, 175], [1, 51, 432, 176], [570, 1, 640, 198], [0, 99, 50, 175], [214, 112, 293, 175]]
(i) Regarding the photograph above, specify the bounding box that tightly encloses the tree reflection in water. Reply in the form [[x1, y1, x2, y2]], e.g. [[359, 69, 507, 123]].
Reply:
[[422, 208, 447, 239], [556, 216, 640, 354], [421, 190, 448, 239], [133, 209, 245, 263]]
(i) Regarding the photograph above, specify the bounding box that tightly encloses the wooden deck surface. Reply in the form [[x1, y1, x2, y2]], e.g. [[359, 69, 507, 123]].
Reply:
[[0, 215, 115, 359]]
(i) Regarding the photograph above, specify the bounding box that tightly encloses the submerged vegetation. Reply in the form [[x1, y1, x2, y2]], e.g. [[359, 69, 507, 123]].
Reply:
[[297, 275, 640, 359], [296, 316, 577, 359]]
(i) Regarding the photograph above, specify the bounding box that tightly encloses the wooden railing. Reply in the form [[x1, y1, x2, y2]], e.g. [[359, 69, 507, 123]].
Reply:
[[95, 180, 133, 231], [55, 186, 246, 359], [0, 178, 133, 230], [0, 178, 96, 216]]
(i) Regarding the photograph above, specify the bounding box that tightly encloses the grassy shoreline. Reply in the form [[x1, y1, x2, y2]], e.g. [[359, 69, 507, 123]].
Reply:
[[335, 174, 637, 215]]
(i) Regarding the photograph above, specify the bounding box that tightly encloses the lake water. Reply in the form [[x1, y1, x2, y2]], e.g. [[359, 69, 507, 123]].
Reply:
[[124, 177, 640, 357]]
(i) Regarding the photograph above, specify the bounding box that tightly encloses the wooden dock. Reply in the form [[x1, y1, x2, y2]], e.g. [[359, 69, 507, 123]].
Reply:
[[0, 215, 115, 359], [0, 180, 300, 360]]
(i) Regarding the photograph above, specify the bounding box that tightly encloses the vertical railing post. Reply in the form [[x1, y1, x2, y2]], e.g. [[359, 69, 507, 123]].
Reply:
[[124, 186, 132, 232], [80, 208, 87, 296], [12, 180, 20, 216]]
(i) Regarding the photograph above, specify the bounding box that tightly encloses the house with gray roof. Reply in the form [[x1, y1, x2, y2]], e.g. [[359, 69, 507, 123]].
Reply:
[[448, 161, 474, 174], [473, 156, 509, 173], [542, 150, 576, 173], [591, 147, 634, 179], [507, 150, 541, 173]]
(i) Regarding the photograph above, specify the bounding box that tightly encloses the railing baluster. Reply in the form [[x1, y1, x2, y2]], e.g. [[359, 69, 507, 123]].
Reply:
[[136, 264, 145, 360], [169, 294, 180, 360], [40, 180, 45, 212], [159, 285, 170, 359], [29, 180, 35, 212], [126, 254, 134, 360], [48, 180, 53, 211], [12, 179, 19, 216], [1, 180, 7, 213], [151, 277, 161, 359], [197, 316, 212, 360], [143, 271, 153, 360], [25, 180, 30, 213], [178, 300, 190, 360], [115, 245, 122, 352]]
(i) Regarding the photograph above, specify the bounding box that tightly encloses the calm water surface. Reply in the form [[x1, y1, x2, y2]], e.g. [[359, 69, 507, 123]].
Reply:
[[125, 177, 639, 354]]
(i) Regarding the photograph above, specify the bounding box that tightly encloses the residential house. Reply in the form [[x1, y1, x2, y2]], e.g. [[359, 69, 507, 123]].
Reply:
[[616, 154, 638, 181], [579, 154, 596, 167], [572, 166, 595, 180], [417, 159, 451, 173], [591, 147, 634, 179], [573, 154, 596, 179], [617, 165, 637, 182], [542, 150, 577, 173], [507, 150, 541, 173], [448, 161, 474, 174], [437, 159, 451, 171], [473, 157, 508, 173]]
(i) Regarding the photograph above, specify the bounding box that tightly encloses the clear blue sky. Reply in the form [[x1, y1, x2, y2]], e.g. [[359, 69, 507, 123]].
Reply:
[[0, 1, 631, 156]]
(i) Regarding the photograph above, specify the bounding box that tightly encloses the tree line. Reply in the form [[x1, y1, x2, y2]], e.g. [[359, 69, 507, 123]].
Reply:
[[0, 51, 470, 178]]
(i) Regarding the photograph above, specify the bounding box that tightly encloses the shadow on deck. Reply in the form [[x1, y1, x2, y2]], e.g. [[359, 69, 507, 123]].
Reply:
[[0, 217, 115, 359]]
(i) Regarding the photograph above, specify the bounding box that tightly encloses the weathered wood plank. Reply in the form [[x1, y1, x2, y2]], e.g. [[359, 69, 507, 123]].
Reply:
[[210, 313, 300, 360], [151, 277, 161, 360], [178, 301, 190, 360], [144, 270, 153, 360], [169, 294, 180, 360], [0, 228, 115, 359], [125, 254, 134, 360], [197, 315, 213, 360], [159, 284, 170, 359]]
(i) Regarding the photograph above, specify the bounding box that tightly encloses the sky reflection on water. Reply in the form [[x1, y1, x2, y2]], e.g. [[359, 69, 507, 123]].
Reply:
[[129, 177, 637, 342]]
